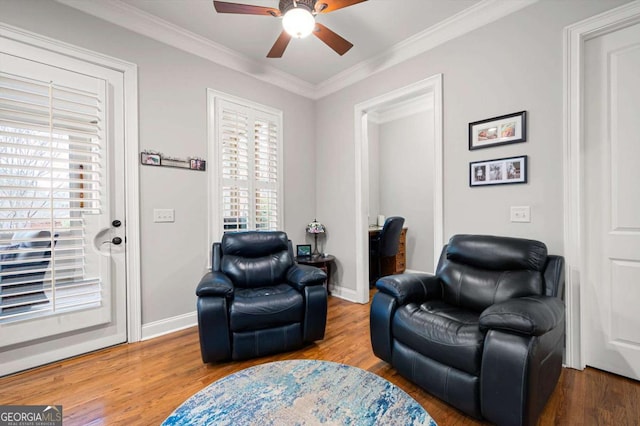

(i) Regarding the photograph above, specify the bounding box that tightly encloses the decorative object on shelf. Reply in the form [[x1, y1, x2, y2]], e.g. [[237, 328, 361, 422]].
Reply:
[[469, 110, 527, 150], [140, 150, 206, 171], [306, 219, 326, 257], [141, 152, 161, 166], [470, 155, 528, 187]]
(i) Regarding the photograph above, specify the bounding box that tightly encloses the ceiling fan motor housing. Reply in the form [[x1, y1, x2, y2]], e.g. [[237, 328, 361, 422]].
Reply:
[[280, 0, 317, 14]]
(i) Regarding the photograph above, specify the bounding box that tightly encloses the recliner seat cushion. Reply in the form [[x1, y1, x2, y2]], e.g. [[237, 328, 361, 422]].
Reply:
[[230, 283, 303, 331], [393, 300, 485, 375]]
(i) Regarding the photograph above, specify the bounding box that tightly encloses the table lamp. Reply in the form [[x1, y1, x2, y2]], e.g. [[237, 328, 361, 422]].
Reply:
[[306, 219, 326, 257]]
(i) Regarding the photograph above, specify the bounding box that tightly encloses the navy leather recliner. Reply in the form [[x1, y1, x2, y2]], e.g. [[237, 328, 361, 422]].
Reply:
[[196, 231, 328, 362], [370, 234, 565, 426]]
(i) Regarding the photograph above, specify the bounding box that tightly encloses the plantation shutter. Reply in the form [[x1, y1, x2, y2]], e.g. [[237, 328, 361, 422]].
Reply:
[[0, 68, 104, 322], [217, 99, 281, 232], [254, 114, 279, 230]]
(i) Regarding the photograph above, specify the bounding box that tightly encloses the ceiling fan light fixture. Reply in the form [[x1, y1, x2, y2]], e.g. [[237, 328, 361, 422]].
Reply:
[[282, 7, 315, 38]]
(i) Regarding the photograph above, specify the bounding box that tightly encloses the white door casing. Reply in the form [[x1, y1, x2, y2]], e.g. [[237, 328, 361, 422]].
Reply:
[[563, 1, 640, 376], [353, 75, 444, 304], [0, 24, 140, 376]]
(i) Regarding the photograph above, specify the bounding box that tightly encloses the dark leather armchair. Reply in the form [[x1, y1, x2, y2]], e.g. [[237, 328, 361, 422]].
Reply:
[[196, 231, 328, 362], [369, 216, 405, 286], [370, 235, 565, 426]]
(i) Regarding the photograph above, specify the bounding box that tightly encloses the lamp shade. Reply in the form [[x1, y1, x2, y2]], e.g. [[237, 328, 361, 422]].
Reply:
[[282, 7, 315, 38], [306, 220, 325, 234]]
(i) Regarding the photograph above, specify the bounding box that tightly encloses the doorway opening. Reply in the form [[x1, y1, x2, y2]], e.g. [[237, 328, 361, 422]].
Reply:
[[354, 75, 444, 303]]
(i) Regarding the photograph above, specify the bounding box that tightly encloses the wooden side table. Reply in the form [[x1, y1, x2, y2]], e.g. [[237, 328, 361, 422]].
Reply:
[[295, 254, 335, 295]]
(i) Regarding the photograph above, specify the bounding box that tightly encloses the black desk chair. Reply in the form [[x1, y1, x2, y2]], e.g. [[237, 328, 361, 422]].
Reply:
[[369, 216, 405, 287]]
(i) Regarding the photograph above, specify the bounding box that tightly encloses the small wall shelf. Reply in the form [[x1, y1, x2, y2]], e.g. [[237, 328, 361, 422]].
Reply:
[[140, 152, 206, 171]]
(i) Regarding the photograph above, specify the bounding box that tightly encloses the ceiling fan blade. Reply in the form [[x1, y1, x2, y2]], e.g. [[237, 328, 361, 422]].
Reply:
[[313, 23, 353, 56], [267, 31, 292, 58], [213, 1, 281, 16], [314, 0, 367, 14]]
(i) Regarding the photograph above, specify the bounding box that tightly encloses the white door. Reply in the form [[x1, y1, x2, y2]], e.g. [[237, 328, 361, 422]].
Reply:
[[582, 21, 640, 381], [0, 40, 127, 376]]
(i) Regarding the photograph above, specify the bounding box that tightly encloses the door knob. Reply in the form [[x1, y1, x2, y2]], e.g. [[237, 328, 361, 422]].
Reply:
[[112, 237, 123, 245]]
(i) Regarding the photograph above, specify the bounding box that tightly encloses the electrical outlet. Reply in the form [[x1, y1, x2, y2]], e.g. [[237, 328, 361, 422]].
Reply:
[[153, 208, 175, 223], [510, 206, 531, 223]]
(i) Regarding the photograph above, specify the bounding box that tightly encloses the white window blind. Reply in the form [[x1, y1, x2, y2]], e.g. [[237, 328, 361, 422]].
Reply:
[[217, 98, 282, 233], [0, 70, 104, 322]]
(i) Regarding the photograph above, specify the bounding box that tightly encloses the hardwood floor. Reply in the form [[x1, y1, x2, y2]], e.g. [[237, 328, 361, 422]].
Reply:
[[1, 291, 639, 425]]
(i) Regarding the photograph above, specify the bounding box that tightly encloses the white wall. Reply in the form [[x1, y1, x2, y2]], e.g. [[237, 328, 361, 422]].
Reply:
[[0, 0, 316, 326], [315, 0, 631, 294], [378, 112, 434, 272]]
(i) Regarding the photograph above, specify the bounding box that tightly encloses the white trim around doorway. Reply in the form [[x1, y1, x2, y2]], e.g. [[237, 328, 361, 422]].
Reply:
[[353, 74, 444, 304], [562, 0, 640, 370]]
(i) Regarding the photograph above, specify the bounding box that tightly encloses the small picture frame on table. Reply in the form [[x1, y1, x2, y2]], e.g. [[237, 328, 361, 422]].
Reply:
[[469, 111, 527, 150], [296, 244, 312, 258], [470, 155, 527, 187]]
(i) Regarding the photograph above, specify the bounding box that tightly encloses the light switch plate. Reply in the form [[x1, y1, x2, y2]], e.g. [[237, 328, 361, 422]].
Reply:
[[153, 208, 175, 223], [510, 206, 531, 223]]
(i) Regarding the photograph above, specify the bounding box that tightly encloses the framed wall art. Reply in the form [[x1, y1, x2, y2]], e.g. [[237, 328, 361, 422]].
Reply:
[[470, 155, 527, 187], [469, 111, 527, 150]]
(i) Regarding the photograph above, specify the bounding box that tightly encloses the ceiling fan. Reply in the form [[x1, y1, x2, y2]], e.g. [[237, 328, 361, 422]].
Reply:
[[213, 0, 367, 58]]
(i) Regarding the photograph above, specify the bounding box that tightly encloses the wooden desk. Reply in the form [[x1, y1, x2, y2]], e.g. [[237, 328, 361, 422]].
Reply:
[[295, 254, 335, 295], [369, 226, 407, 277]]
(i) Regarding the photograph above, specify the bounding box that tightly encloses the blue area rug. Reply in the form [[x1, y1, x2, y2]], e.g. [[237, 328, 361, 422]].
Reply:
[[163, 359, 437, 425]]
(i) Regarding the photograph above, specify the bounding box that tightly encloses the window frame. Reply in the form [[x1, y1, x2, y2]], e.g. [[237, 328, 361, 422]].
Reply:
[[207, 89, 284, 251]]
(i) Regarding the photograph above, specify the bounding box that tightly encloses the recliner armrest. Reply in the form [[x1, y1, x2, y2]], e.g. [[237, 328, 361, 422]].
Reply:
[[196, 271, 234, 297], [286, 264, 327, 291], [375, 273, 441, 305], [479, 296, 565, 336]]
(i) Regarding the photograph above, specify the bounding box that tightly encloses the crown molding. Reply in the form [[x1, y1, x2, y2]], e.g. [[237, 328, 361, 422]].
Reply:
[[315, 0, 538, 98], [56, 0, 538, 100], [55, 0, 317, 99]]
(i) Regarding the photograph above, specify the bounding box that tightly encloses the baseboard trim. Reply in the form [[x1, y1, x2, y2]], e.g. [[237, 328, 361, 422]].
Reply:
[[329, 285, 362, 304], [141, 311, 197, 341]]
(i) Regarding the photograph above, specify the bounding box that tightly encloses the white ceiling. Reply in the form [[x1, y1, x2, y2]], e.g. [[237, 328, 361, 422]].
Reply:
[[57, 0, 538, 98], [118, 0, 480, 84]]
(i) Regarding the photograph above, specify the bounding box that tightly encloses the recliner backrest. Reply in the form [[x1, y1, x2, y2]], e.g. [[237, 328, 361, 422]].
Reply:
[[436, 235, 548, 312], [219, 231, 293, 288]]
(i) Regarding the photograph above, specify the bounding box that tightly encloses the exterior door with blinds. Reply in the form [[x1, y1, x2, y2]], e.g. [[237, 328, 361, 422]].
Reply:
[[0, 44, 127, 375], [212, 95, 282, 238]]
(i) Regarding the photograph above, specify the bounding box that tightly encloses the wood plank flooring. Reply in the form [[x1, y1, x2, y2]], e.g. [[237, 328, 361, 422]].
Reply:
[[1, 291, 639, 425]]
